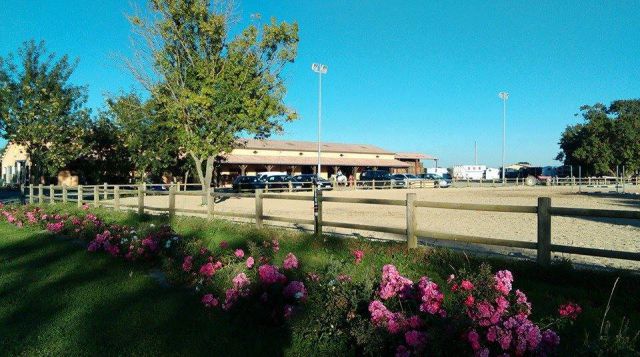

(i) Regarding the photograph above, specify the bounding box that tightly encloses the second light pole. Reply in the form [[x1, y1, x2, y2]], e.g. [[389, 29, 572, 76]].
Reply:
[[498, 91, 509, 184], [311, 63, 328, 177]]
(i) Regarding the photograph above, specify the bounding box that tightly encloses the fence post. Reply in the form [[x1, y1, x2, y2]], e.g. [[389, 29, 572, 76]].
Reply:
[[372, 179, 376, 190], [255, 189, 263, 229], [168, 184, 176, 220], [38, 184, 44, 204], [62, 185, 68, 204], [406, 193, 417, 249], [288, 181, 293, 192], [315, 189, 323, 236], [49, 184, 55, 204], [137, 184, 144, 215], [114, 186, 120, 211], [29, 184, 34, 204], [537, 197, 552, 267], [103, 183, 108, 200], [93, 186, 99, 207], [77, 185, 83, 207], [207, 187, 215, 221]]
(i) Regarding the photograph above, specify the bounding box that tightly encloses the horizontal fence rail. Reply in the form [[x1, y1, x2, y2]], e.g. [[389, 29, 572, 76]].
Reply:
[[19, 182, 640, 267]]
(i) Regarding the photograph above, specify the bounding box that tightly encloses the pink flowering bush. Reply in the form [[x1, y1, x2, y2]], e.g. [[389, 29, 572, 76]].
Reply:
[[360, 264, 564, 356], [0, 204, 584, 354]]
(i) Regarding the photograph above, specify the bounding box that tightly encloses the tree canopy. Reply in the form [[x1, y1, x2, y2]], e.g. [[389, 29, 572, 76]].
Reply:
[[103, 93, 180, 181], [0, 40, 90, 181], [125, 0, 299, 189], [556, 100, 640, 176]]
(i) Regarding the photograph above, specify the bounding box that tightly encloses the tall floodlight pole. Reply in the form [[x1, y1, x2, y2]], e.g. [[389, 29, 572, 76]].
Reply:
[[498, 92, 509, 184], [311, 63, 327, 236], [311, 63, 328, 177]]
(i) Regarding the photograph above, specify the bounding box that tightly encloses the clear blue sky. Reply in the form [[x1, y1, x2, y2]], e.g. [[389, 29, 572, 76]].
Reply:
[[1, 1, 639, 168]]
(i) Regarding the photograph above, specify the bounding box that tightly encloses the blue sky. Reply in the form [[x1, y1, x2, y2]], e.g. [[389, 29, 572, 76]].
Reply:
[[1, 1, 639, 167]]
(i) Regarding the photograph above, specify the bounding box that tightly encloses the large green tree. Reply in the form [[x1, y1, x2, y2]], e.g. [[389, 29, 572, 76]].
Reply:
[[124, 0, 299, 190], [104, 93, 180, 181], [0, 40, 90, 182], [556, 100, 640, 175]]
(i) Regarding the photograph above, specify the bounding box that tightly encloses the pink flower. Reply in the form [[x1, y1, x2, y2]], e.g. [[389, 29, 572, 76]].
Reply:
[[378, 265, 414, 300], [222, 288, 239, 310], [417, 277, 444, 315], [182, 256, 193, 272], [558, 302, 582, 320], [246, 256, 255, 269], [369, 300, 393, 327], [407, 315, 423, 329], [405, 330, 427, 348], [234, 249, 245, 259], [467, 330, 481, 351], [46, 221, 64, 233], [271, 239, 280, 253], [540, 329, 560, 353], [258, 264, 287, 285], [494, 270, 513, 295], [219, 241, 228, 249], [201, 294, 219, 308], [283, 253, 299, 270], [232, 273, 251, 293], [141, 237, 158, 252], [464, 295, 475, 307], [283, 281, 307, 301], [353, 249, 364, 264], [199, 261, 222, 278], [461, 280, 474, 291]]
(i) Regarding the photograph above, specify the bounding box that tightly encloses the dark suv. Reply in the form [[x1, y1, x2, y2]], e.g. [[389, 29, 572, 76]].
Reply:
[[359, 170, 405, 188], [264, 175, 303, 191], [232, 176, 266, 192], [292, 174, 333, 190]]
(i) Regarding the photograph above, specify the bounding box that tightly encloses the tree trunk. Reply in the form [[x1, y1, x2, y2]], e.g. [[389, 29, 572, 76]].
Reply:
[[191, 153, 214, 205]]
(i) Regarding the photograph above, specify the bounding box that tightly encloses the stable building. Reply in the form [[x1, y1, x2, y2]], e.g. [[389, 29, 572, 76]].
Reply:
[[217, 139, 435, 184], [1, 143, 29, 185]]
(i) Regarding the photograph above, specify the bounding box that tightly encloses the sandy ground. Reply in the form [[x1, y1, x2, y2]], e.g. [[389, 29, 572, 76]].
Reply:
[[118, 185, 640, 270]]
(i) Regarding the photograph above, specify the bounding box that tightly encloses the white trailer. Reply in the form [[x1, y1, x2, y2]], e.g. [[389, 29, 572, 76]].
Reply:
[[484, 168, 500, 180], [453, 165, 486, 180]]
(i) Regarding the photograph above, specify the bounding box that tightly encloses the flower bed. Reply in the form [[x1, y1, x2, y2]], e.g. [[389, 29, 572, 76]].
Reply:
[[0, 203, 585, 355]]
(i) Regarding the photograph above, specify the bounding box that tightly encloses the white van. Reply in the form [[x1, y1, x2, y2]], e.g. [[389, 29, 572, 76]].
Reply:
[[257, 171, 288, 182], [426, 167, 449, 176]]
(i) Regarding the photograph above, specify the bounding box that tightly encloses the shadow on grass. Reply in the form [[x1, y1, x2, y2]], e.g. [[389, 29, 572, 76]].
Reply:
[[0, 228, 292, 356]]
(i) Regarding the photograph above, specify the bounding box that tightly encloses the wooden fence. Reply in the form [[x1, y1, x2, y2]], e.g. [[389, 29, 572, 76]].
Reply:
[[24, 183, 640, 267]]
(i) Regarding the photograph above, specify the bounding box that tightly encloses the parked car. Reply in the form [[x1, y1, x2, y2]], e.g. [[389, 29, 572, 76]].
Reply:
[[392, 173, 421, 182], [419, 173, 451, 188], [232, 175, 266, 192], [359, 170, 406, 188], [144, 180, 169, 191], [263, 175, 303, 190], [292, 174, 334, 190]]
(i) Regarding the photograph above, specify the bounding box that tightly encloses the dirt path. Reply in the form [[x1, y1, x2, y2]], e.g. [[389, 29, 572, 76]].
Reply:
[[120, 185, 640, 270]]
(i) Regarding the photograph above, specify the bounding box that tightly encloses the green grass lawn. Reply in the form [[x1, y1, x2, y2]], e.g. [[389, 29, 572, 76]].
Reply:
[[1, 206, 639, 355]]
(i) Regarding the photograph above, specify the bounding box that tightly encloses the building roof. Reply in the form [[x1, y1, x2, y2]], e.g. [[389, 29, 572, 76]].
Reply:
[[236, 138, 393, 154], [394, 152, 437, 160], [222, 154, 411, 168]]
